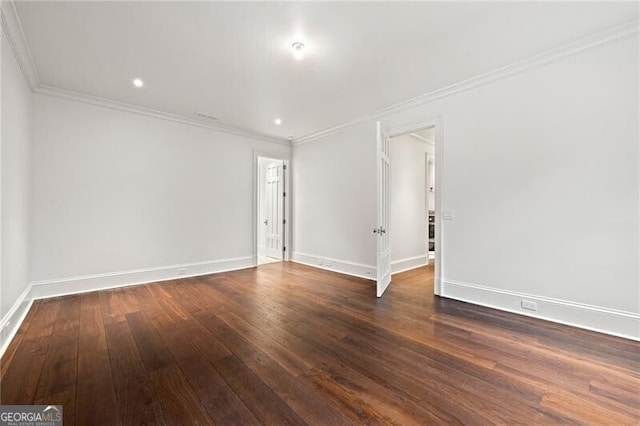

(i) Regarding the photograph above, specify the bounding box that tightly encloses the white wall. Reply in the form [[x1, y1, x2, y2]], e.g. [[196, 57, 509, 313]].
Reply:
[[390, 133, 429, 272], [389, 36, 639, 313], [1, 30, 33, 319], [293, 34, 639, 338], [31, 94, 290, 290], [292, 121, 377, 278]]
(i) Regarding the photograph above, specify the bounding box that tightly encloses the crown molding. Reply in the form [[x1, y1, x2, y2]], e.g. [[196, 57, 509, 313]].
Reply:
[[2, 1, 289, 147], [293, 19, 640, 146], [0, 0, 40, 89], [34, 85, 291, 146], [3, 0, 636, 148]]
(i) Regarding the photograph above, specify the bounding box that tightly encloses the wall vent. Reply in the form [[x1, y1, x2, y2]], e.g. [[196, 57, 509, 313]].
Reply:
[[193, 112, 219, 121]]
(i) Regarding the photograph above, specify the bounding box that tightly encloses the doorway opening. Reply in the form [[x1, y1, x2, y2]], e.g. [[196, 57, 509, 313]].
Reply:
[[376, 119, 441, 297], [256, 156, 287, 266], [389, 128, 435, 272]]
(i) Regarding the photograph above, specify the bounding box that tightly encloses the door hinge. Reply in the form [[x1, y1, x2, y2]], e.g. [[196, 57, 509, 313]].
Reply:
[[283, 246, 286, 252], [283, 219, 286, 225], [283, 192, 286, 197], [283, 164, 287, 170]]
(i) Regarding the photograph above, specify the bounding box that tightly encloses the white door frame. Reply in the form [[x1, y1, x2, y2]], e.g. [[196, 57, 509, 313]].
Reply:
[[384, 116, 444, 296], [253, 150, 291, 265]]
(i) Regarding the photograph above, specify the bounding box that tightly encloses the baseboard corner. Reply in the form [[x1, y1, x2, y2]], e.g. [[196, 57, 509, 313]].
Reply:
[[291, 252, 376, 281], [0, 284, 34, 358], [391, 255, 428, 275], [30, 256, 255, 300]]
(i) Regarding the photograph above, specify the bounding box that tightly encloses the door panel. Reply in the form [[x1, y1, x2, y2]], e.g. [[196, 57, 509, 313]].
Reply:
[[265, 162, 283, 259], [376, 122, 392, 297]]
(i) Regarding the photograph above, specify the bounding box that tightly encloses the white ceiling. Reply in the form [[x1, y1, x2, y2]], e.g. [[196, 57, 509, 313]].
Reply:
[[14, 1, 638, 141]]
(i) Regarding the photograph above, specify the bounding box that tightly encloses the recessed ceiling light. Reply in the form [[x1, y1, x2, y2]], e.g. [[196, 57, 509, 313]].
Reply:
[[274, 118, 282, 125], [291, 42, 305, 60], [132, 78, 144, 88]]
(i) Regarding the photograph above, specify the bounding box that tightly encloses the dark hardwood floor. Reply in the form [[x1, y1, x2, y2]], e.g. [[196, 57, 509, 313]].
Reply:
[[1, 262, 639, 425]]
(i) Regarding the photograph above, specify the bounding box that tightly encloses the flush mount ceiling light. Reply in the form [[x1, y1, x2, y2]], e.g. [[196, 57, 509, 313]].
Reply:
[[132, 78, 144, 88], [274, 118, 282, 125], [291, 41, 305, 60]]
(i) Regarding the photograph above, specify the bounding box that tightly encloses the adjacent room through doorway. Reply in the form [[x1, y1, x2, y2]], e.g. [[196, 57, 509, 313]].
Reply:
[[389, 127, 436, 277]]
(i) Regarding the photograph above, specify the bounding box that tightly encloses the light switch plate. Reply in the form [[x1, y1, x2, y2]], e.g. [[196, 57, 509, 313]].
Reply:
[[443, 210, 454, 220]]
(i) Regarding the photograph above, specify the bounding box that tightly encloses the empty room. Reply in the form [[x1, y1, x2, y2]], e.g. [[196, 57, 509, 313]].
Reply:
[[0, 1, 638, 424]]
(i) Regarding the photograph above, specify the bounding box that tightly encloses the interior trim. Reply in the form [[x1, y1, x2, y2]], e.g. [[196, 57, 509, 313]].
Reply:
[[291, 252, 376, 281], [1, 1, 289, 147], [34, 85, 291, 147], [0, 283, 33, 358], [391, 255, 428, 275], [0, 1, 40, 89], [4, 1, 637, 149], [442, 279, 640, 341], [292, 19, 639, 145], [30, 256, 256, 301]]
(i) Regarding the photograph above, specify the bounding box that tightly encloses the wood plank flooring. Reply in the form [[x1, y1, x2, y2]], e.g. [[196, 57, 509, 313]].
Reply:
[[1, 262, 639, 424]]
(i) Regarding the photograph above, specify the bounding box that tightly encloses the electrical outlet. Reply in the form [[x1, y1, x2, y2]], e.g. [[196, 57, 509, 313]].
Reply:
[[317, 259, 323, 266], [177, 268, 186, 276], [521, 300, 538, 311], [325, 260, 332, 267]]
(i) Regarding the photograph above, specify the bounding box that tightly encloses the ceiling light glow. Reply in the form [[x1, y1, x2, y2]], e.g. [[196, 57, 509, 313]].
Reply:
[[132, 78, 144, 88], [274, 118, 282, 125], [291, 42, 305, 60]]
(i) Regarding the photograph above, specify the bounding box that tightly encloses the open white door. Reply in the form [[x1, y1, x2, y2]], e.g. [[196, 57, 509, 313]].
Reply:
[[265, 162, 283, 259], [376, 122, 392, 297]]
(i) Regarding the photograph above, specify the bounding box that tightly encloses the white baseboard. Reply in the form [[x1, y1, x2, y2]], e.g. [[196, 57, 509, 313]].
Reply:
[[442, 279, 640, 341], [0, 283, 34, 358], [0, 257, 255, 358], [392, 255, 428, 275], [30, 256, 255, 300], [291, 252, 376, 281]]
